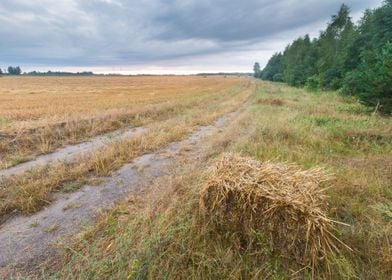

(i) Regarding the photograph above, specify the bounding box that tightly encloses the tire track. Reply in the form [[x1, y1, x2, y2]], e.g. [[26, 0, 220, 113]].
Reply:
[[0, 127, 146, 178], [0, 106, 243, 275]]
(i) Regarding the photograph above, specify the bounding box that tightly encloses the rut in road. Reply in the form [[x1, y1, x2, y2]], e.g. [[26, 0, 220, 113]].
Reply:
[[0, 107, 243, 276], [0, 127, 146, 178]]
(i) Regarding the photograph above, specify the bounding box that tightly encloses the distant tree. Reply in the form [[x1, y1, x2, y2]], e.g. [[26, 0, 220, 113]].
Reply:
[[7, 66, 22, 75], [253, 62, 261, 78], [283, 35, 317, 86], [25, 70, 94, 76], [261, 53, 284, 81], [259, 1, 392, 113], [341, 0, 392, 113], [317, 4, 355, 89], [343, 42, 392, 113], [0, 68, 2, 75], [272, 73, 284, 82]]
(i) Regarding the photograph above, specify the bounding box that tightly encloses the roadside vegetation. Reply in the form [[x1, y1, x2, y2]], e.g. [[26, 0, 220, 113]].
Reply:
[[256, 0, 392, 114], [45, 80, 391, 279]]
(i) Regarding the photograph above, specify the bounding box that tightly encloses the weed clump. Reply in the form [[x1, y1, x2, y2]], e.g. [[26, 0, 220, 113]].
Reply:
[[257, 97, 285, 106], [200, 154, 349, 271]]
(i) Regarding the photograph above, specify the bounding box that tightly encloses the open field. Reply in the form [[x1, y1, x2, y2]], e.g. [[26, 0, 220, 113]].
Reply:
[[0, 76, 252, 218], [0, 76, 244, 168], [1, 78, 391, 279]]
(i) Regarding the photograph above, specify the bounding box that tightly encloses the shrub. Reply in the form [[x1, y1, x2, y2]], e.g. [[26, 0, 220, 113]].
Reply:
[[272, 73, 284, 82], [342, 43, 392, 114], [305, 75, 320, 91]]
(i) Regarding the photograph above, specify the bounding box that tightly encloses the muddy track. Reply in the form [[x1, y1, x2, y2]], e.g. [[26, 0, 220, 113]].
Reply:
[[0, 106, 243, 276], [0, 127, 146, 178]]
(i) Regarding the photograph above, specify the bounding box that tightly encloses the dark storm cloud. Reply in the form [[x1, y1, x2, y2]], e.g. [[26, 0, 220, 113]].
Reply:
[[154, 1, 368, 41], [0, 0, 384, 71]]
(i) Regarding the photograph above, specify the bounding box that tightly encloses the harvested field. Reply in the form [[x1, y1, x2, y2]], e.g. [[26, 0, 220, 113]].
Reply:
[[0, 76, 247, 168], [1, 78, 391, 279], [0, 76, 252, 219], [0, 76, 241, 126]]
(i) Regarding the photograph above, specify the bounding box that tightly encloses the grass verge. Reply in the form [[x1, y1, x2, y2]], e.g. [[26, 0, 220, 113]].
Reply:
[[19, 81, 392, 279]]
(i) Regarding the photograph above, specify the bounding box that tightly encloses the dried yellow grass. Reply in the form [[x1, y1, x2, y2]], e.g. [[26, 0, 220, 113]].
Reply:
[[0, 76, 248, 168], [200, 153, 350, 272], [0, 82, 252, 218], [0, 76, 242, 129]]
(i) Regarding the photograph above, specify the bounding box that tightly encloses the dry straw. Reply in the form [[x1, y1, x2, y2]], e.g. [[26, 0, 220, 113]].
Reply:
[[200, 153, 350, 272]]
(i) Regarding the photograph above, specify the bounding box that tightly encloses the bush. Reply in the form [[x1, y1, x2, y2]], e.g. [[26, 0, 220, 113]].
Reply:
[[342, 43, 392, 114], [323, 69, 342, 90], [272, 73, 284, 82], [305, 75, 320, 91]]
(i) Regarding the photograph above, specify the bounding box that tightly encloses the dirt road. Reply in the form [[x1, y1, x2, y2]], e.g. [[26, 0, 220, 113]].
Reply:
[[0, 127, 146, 178], [0, 107, 242, 277]]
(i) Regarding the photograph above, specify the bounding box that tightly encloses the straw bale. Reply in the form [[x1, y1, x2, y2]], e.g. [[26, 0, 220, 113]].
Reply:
[[200, 154, 348, 268]]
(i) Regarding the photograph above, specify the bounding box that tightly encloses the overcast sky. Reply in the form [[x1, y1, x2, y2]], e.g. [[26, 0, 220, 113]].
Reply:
[[0, 0, 384, 74]]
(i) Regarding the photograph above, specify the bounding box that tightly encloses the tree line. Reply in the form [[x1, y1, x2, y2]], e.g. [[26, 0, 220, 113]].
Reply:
[[0, 66, 22, 75], [255, 1, 392, 114], [27, 71, 94, 76], [0, 67, 95, 76]]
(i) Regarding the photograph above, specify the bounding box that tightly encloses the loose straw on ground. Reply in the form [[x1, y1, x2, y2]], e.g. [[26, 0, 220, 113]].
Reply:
[[200, 153, 350, 274]]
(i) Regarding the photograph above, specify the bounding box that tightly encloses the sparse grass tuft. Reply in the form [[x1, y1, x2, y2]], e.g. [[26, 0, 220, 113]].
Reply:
[[43, 224, 59, 233], [256, 97, 286, 106], [61, 180, 87, 193], [29, 221, 39, 228], [62, 203, 82, 211]]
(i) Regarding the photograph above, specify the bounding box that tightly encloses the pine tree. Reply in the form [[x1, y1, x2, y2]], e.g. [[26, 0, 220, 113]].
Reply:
[[259, 1, 392, 113]]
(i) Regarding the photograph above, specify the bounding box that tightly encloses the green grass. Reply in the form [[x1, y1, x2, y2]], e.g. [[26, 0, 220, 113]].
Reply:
[[9, 155, 32, 166], [45, 81, 391, 279], [234, 82, 392, 278], [61, 180, 87, 193], [0, 116, 11, 126]]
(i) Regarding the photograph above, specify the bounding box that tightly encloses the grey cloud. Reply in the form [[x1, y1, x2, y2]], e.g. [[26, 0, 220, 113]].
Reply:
[[154, 0, 379, 41], [0, 0, 384, 70]]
